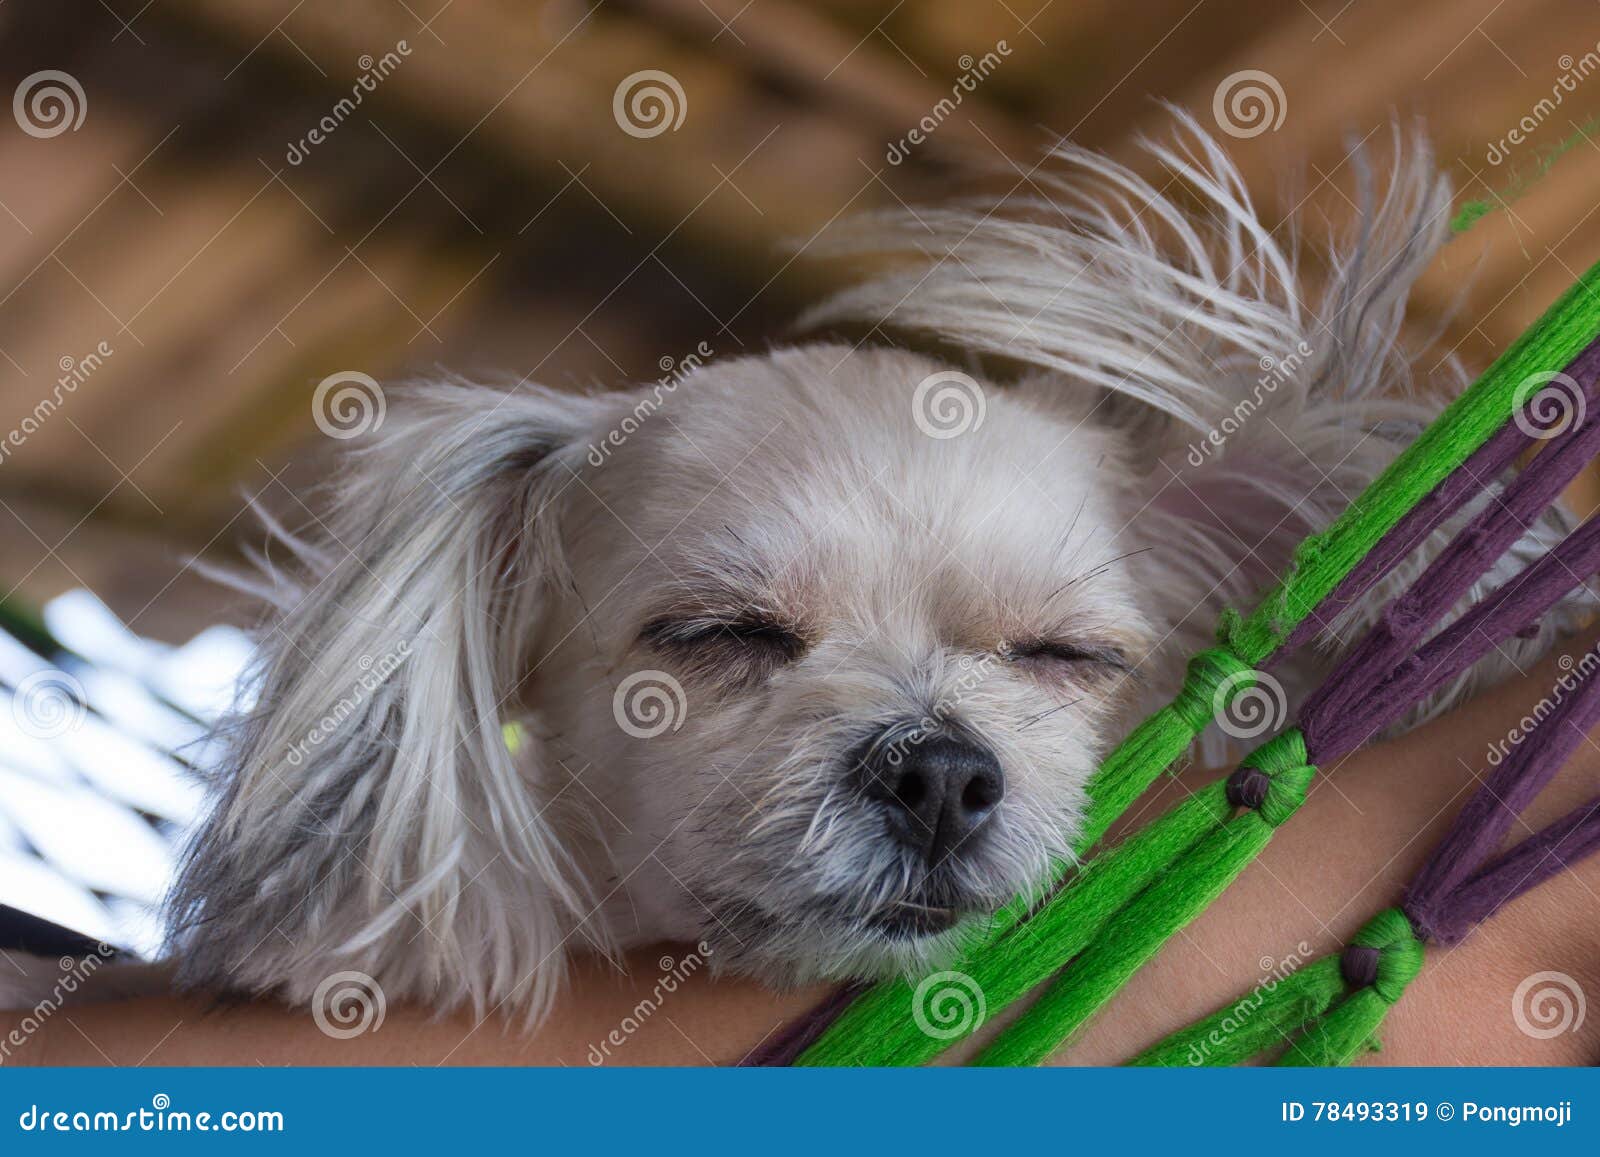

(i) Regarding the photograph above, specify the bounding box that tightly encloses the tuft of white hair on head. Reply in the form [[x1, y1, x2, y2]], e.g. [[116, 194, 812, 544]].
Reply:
[[800, 111, 1595, 741], [166, 381, 622, 1023]]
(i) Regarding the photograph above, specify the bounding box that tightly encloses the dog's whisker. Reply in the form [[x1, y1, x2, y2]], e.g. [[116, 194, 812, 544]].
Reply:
[[1018, 697, 1083, 732]]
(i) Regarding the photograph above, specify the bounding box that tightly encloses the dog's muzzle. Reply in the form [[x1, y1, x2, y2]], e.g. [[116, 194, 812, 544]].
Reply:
[[850, 728, 1004, 867]]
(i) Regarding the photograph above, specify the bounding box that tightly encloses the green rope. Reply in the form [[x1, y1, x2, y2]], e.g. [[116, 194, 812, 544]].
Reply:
[[1451, 117, 1600, 234], [1128, 956, 1346, 1067], [973, 732, 1314, 1066], [794, 255, 1600, 1068], [1132, 907, 1423, 1068], [1277, 908, 1424, 1066], [1225, 257, 1600, 663], [1080, 647, 1253, 848]]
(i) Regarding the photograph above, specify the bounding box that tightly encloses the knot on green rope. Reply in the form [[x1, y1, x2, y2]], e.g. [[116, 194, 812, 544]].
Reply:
[[1172, 646, 1255, 733], [1343, 907, 1424, 1003], [1214, 606, 1244, 648], [1226, 730, 1313, 827]]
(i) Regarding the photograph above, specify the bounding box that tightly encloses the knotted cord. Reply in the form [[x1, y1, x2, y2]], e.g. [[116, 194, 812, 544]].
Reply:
[[1137, 634, 1600, 1066], [982, 475, 1600, 1065]]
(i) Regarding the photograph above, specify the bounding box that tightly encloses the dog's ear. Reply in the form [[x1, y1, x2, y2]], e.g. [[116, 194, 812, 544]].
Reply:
[[169, 381, 615, 1018]]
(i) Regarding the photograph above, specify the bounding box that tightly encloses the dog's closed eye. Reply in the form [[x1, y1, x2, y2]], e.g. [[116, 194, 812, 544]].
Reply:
[[640, 612, 807, 684], [1003, 638, 1133, 680]]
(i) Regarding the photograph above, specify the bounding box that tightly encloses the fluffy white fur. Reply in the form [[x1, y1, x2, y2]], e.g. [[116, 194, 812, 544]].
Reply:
[[7, 117, 1588, 1021], [800, 118, 1586, 725]]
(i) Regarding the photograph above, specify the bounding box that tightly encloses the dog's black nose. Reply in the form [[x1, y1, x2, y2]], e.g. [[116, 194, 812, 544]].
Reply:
[[855, 733, 1004, 864]]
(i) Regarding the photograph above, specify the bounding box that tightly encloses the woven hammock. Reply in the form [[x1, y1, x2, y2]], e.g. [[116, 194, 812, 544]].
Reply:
[[748, 238, 1600, 1069]]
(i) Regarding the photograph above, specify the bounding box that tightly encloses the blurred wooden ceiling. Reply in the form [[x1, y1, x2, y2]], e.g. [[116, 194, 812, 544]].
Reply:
[[1, 0, 1598, 638]]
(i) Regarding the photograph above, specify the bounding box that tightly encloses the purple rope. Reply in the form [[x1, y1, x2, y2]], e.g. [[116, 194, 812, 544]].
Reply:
[[1405, 643, 1600, 942], [1416, 794, 1600, 942], [1270, 338, 1600, 665], [1303, 511, 1600, 763], [1302, 363, 1600, 757], [738, 982, 866, 1066], [1371, 518, 1600, 719]]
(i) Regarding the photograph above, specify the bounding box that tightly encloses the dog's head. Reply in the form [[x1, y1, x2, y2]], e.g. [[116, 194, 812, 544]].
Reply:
[[168, 342, 1155, 1012], [537, 346, 1151, 982], [174, 119, 1494, 1018]]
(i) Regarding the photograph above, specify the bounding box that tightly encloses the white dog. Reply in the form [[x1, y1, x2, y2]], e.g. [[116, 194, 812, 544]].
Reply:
[[24, 120, 1586, 1024]]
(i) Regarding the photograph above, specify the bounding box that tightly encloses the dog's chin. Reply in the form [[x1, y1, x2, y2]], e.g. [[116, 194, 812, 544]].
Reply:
[[867, 903, 963, 940], [712, 915, 973, 989], [858, 874, 983, 940], [697, 872, 1018, 987]]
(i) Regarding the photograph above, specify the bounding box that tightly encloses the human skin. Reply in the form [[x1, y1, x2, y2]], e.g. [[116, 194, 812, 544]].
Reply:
[[7, 630, 1599, 1067]]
